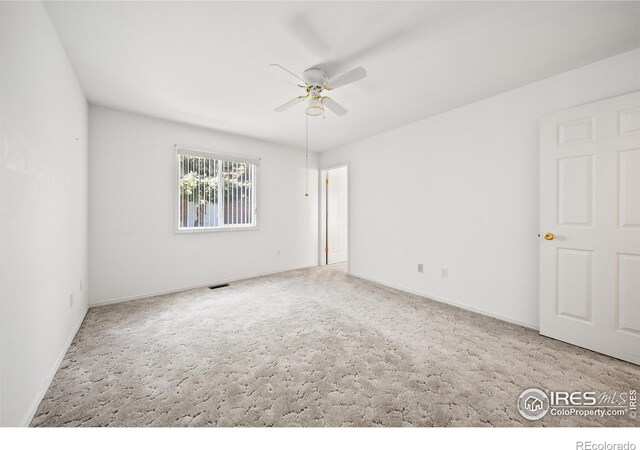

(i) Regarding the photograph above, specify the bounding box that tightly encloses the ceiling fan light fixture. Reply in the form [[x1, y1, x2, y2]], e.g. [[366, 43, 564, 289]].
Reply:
[[305, 96, 324, 117], [305, 105, 324, 117]]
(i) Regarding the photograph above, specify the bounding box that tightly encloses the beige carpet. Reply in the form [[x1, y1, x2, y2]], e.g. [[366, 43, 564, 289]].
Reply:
[[32, 265, 639, 427]]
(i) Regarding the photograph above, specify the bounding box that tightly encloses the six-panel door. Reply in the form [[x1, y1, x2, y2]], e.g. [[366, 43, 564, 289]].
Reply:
[[540, 91, 640, 365]]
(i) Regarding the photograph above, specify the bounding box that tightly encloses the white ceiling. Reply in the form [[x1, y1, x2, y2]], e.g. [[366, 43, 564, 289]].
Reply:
[[45, 1, 640, 151]]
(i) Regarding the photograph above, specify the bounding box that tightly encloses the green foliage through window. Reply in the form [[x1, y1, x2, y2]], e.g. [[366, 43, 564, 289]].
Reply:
[[178, 153, 256, 229]]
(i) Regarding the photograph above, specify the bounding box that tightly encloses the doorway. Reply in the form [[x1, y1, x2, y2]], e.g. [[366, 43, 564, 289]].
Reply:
[[320, 165, 349, 269]]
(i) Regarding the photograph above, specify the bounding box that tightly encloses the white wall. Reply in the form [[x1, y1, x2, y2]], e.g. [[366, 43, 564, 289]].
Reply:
[[319, 48, 640, 329], [0, 2, 88, 427], [89, 106, 318, 305]]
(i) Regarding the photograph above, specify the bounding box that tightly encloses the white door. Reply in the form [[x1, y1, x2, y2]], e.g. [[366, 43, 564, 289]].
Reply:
[[540, 90, 640, 365], [326, 166, 348, 264]]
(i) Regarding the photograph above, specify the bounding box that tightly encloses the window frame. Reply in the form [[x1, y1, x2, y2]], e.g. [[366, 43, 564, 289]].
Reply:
[[174, 145, 259, 233]]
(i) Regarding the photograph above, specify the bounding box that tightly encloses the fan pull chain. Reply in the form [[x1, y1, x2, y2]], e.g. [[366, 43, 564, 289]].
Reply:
[[305, 113, 309, 197]]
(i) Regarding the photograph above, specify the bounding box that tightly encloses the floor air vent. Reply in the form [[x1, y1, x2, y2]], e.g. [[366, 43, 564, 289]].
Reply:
[[209, 283, 230, 290]]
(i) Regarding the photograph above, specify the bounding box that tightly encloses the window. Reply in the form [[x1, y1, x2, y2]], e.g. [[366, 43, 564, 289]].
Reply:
[[176, 147, 258, 231]]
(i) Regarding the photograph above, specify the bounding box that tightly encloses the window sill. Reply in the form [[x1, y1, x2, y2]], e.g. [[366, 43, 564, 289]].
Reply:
[[175, 225, 259, 234]]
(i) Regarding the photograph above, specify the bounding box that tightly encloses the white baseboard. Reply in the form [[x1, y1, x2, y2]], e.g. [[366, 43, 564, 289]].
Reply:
[[349, 271, 539, 331], [90, 263, 319, 308], [20, 306, 89, 427]]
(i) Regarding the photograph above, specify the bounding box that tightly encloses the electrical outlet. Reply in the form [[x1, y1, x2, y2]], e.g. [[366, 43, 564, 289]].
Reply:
[[441, 268, 448, 277], [69, 293, 74, 308], [417, 263, 423, 273]]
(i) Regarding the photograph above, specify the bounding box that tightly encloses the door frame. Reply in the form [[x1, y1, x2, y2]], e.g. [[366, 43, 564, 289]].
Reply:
[[318, 162, 350, 273]]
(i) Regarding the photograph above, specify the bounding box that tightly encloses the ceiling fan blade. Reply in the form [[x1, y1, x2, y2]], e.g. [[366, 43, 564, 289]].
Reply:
[[327, 67, 367, 89], [268, 64, 306, 85], [313, 13, 430, 79], [322, 97, 348, 116], [274, 96, 306, 112]]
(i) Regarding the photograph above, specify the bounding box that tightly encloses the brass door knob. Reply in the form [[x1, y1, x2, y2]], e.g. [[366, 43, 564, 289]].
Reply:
[[543, 232, 555, 241]]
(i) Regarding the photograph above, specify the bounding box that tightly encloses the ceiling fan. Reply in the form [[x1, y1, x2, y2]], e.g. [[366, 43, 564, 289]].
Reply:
[[269, 64, 367, 118]]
